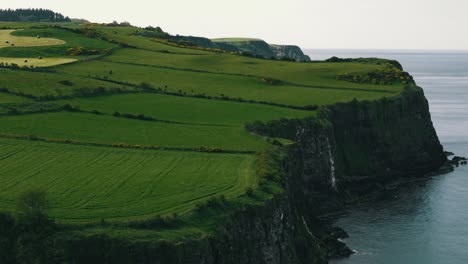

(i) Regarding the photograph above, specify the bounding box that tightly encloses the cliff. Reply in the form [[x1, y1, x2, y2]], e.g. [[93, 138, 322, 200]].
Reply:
[[212, 39, 311, 62], [269, 44, 312, 62], [165, 35, 311, 61], [0, 83, 445, 263]]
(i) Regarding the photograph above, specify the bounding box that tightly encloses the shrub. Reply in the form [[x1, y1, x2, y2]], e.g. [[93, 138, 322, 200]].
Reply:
[[246, 187, 254, 197], [16, 189, 48, 220], [58, 80, 74, 86]]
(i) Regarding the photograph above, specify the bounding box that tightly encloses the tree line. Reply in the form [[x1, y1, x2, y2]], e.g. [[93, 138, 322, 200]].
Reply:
[[0, 8, 71, 22]]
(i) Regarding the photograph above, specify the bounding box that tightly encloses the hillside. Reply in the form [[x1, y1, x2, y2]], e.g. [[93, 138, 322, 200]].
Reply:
[[0, 21, 444, 263]]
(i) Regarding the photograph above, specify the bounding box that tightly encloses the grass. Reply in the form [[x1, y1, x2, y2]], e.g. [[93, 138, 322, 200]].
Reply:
[[0, 27, 117, 58], [101, 48, 404, 92], [0, 138, 256, 222], [95, 26, 210, 54], [63, 93, 315, 126], [56, 59, 398, 107], [0, 68, 136, 97], [0, 22, 410, 239], [0, 56, 76, 67], [0, 29, 65, 48], [0, 112, 267, 151], [0, 92, 32, 104]]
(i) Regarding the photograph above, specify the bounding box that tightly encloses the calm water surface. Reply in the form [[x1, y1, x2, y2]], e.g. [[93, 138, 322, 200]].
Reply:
[[305, 50, 468, 264]]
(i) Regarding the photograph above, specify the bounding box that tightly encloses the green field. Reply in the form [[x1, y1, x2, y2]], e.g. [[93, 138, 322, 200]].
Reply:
[[0, 56, 76, 67], [0, 22, 407, 236], [0, 92, 32, 103], [64, 93, 315, 125], [0, 138, 256, 222], [0, 29, 65, 48], [0, 68, 136, 97], [56, 59, 397, 106], [0, 112, 267, 151]]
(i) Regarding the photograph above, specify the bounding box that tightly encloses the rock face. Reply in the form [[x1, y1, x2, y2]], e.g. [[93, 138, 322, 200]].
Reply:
[[269, 44, 312, 62], [329, 87, 446, 186], [49, 85, 446, 263], [282, 85, 446, 215], [217, 40, 311, 62]]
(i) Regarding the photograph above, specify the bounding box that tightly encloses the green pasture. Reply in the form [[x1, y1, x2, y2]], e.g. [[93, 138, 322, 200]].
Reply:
[[64, 93, 315, 125], [56, 59, 397, 106], [96, 26, 210, 54], [0, 92, 32, 104], [0, 68, 136, 97], [0, 56, 76, 67], [0, 29, 65, 48], [0, 27, 117, 58], [0, 112, 267, 151], [103, 48, 404, 91], [0, 138, 256, 222]]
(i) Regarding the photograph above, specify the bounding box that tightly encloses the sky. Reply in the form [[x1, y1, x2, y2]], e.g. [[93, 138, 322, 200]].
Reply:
[[4, 0, 468, 50]]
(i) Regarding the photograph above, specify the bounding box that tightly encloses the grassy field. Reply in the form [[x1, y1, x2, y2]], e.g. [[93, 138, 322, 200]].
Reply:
[[0, 22, 408, 235], [0, 29, 65, 48], [0, 92, 32, 103], [0, 138, 256, 222], [0, 68, 136, 97], [56, 59, 397, 106], [64, 93, 315, 125], [101, 48, 403, 91], [0, 27, 117, 58], [0, 112, 267, 151], [0, 56, 76, 67]]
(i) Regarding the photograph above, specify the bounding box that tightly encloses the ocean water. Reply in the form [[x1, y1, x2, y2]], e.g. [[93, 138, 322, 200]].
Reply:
[[305, 50, 468, 264]]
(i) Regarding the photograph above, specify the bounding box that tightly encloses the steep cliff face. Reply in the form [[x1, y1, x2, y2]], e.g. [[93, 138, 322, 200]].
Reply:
[[329, 87, 445, 186], [269, 45, 312, 62], [272, 85, 445, 206]]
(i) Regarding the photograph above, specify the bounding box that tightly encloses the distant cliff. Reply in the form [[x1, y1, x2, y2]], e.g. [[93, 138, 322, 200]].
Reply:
[[170, 36, 311, 61], [134, 27, 311, 62], [211, 38, 311, 62]]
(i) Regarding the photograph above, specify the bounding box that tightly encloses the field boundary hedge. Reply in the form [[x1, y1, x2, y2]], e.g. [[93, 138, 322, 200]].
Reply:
[[0, 133, 256, 154]]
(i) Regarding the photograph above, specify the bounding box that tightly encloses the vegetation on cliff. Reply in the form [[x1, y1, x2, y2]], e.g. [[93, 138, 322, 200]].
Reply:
[[0, 19, 442, 263]]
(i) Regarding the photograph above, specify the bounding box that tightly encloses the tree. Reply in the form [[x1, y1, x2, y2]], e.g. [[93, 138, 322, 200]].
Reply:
[[16, 189, 48, 220], [0, 8, 71, 22], [15, 190, 57, 263]]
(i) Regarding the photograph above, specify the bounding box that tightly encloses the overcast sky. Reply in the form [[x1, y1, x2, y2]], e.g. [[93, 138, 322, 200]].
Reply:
[[4, 0, 468, 50]]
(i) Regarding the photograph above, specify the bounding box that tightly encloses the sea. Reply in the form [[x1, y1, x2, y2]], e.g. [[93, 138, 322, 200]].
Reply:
[[304, 49, 468, 264]]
